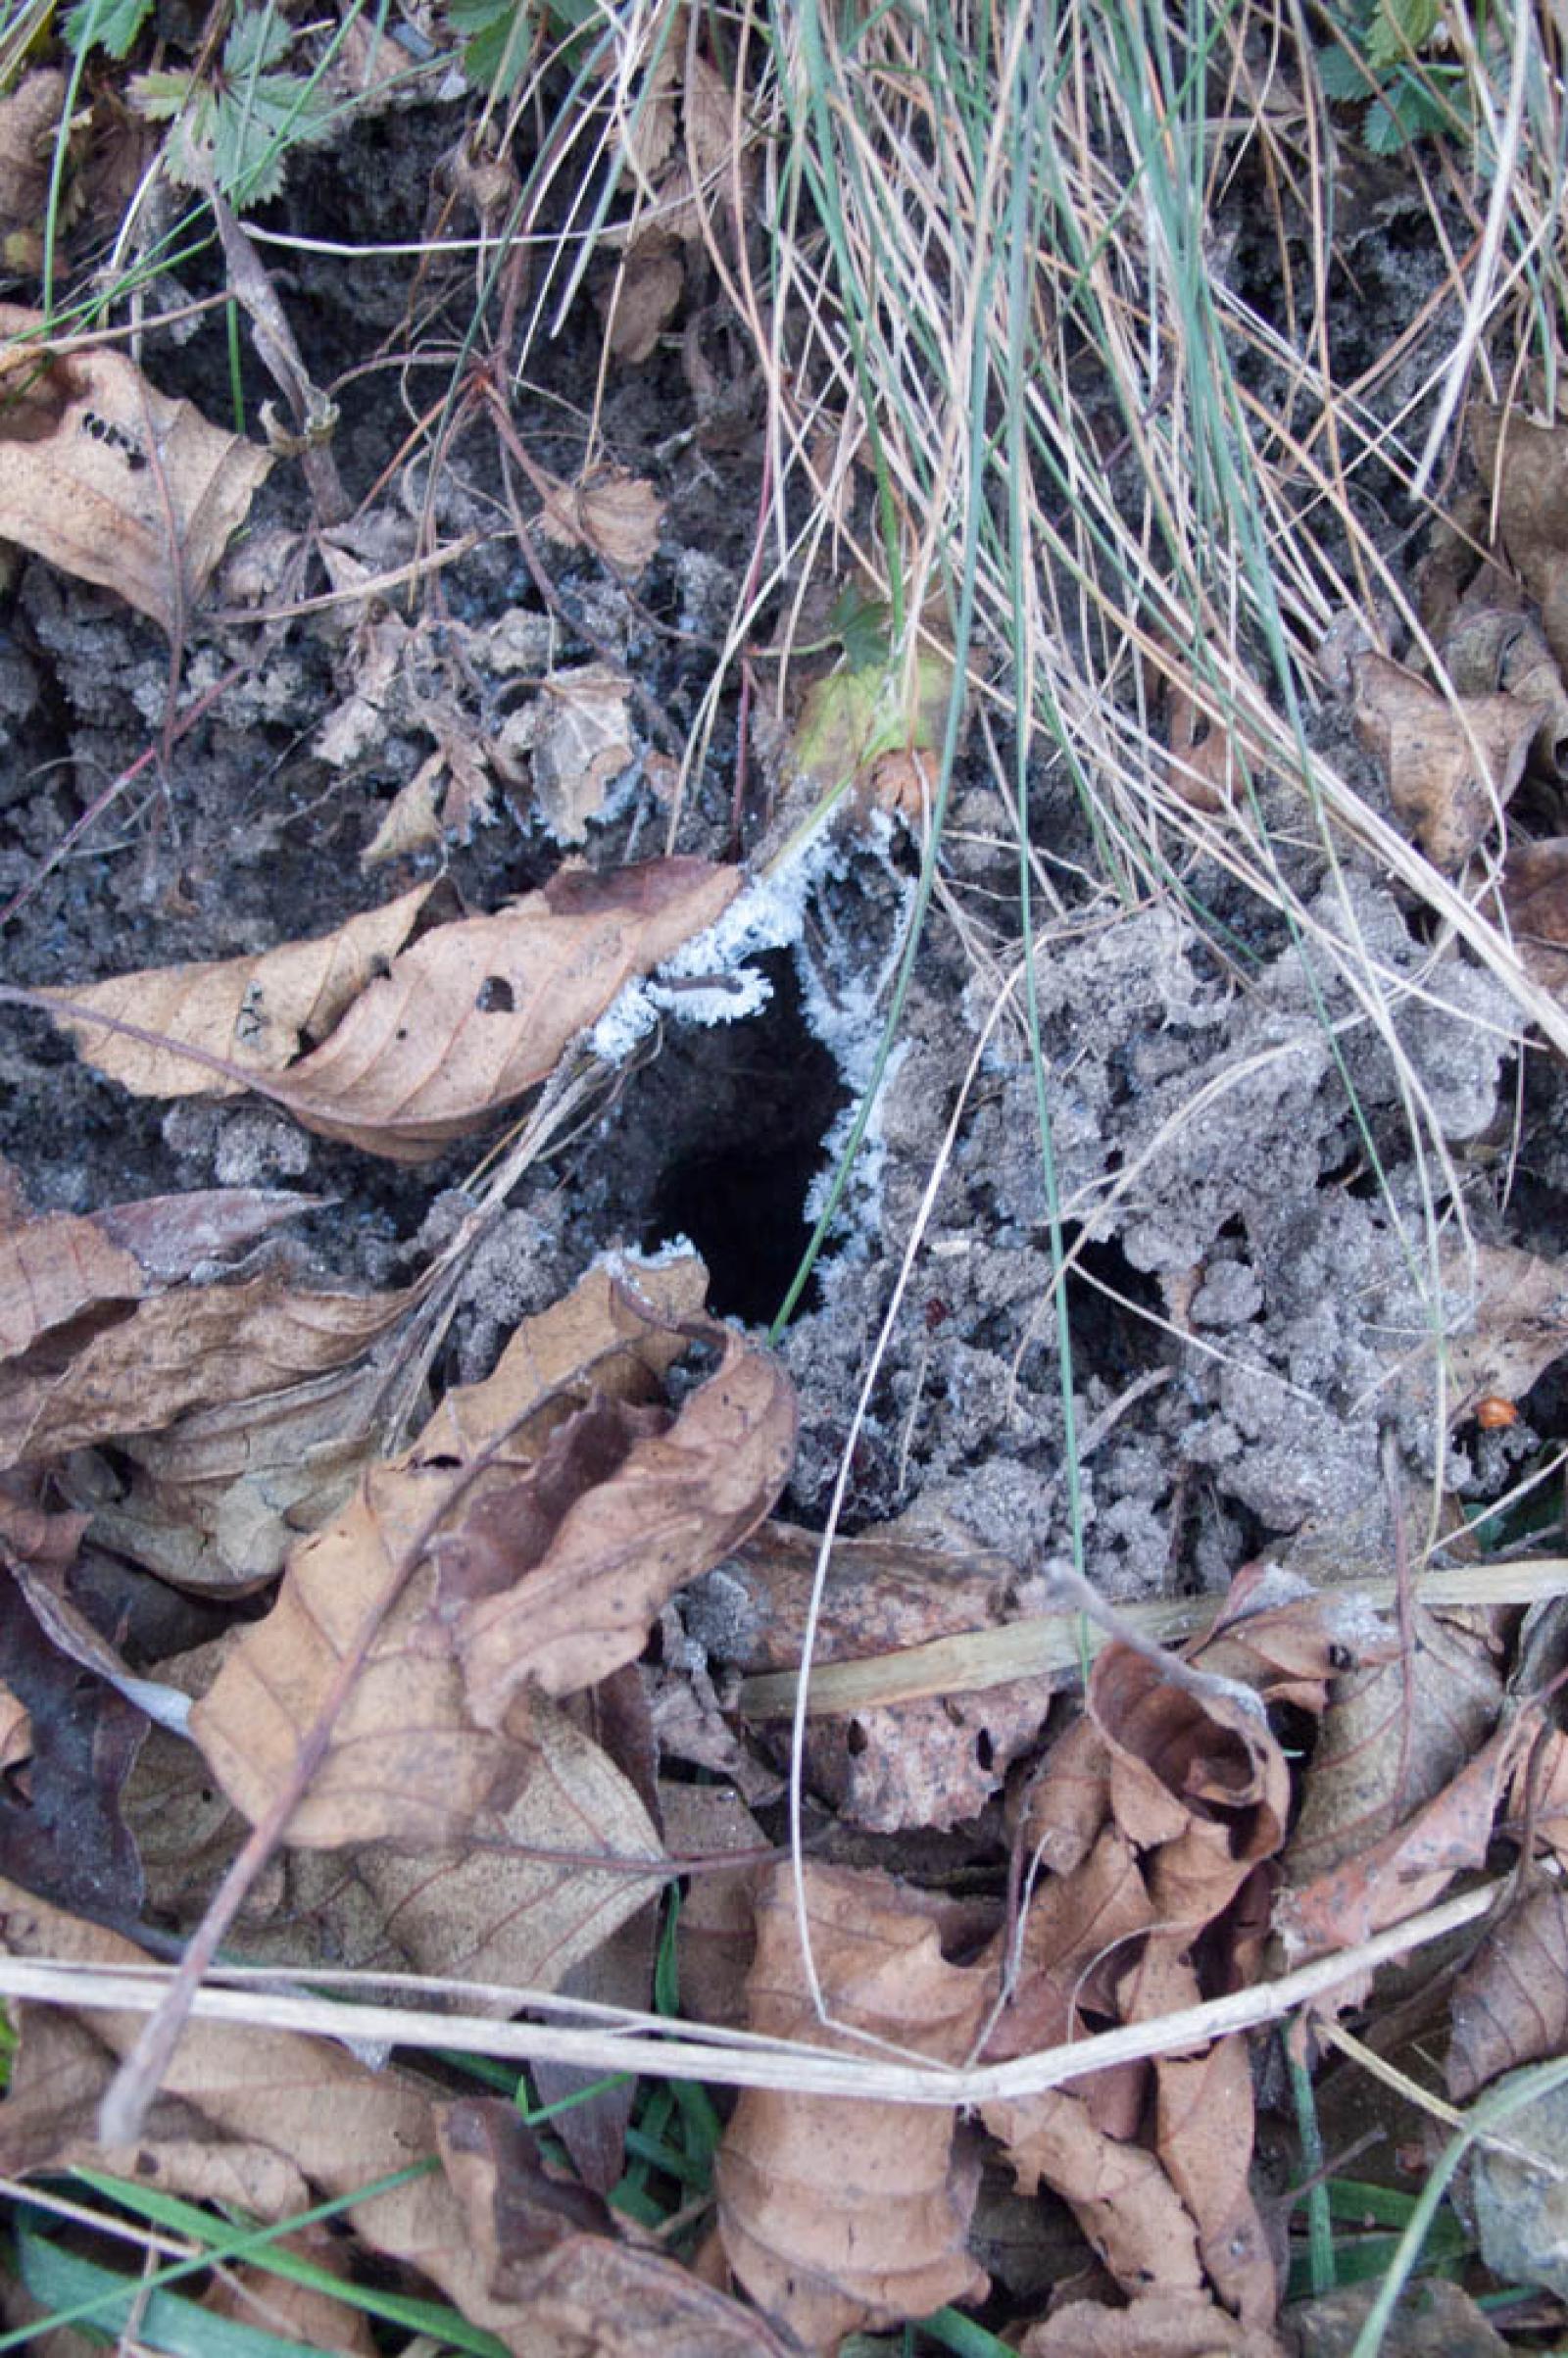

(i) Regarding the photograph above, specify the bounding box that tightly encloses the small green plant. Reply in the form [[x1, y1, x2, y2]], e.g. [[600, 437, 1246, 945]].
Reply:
[[1314, 0, 1479, 153], [445, 0, 599, 94], [129, 9, 332, 204], [64, 1, 333, 205]]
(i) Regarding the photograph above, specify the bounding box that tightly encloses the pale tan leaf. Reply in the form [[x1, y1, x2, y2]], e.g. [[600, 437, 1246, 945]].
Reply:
[[0, 305, 271, 632], [1470, 406, 1568, 675], [96, 1355, 398, 1596], [1155, 2036, 1276, 2325], [1435, 1238, 1568, 1415], [0, 1269, 404, 1474], [0, 1181, 318, 1360], [1286, 2279, 1506, 2358], [1502, 837, 1568, 997], [456, 1329, 796, 1724], [983, 2088, 1205, 2303], [1284, 1601, 1502, 1893], [187, 1258, 709, 1843], [715, 1862, 992, 2349], [270, 858, 740, 1159], [204, 2235, 377, 2357], [1277, 1715, 1529, 1959], [494, 663, 637, 843], [1021, 2291, 1285, 2357], [0, 1883, 605, 2352], [361, 749, 444, 866], [438, 2099, 792, 2357], [536, 470, 664, 578], [356, 1695, 662, 1996], [1351, 651, 1538, 867], [0, 74, 68, 253], [606, 232, 684, 362], [1449, 1882, 1568, 2098], [0, 1674, 28, 1774], [43, 882, 433, 1098]]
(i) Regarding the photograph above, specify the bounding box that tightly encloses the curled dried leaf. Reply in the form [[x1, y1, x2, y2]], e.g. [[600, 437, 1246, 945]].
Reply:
[[716, 1862, 991, 2349]]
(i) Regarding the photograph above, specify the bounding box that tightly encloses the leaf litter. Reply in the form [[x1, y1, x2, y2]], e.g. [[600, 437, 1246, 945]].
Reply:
[[10, 18, 1568, 2358]]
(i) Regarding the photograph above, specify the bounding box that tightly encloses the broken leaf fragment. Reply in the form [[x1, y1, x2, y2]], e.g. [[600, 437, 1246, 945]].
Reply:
[[1351, 650, 1540, 867], [0, 304, 271, 632], [493, 662, 638, 844], [536, 467, 664, 578], [790, 597, 959, 814]]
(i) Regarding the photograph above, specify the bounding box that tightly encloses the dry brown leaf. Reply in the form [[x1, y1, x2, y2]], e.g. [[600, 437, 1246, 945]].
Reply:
[[1502, 837, 1568, 998], [0, 1181, 319, 1360], [1164, 665, 1239, 812], [48, 859, 740, 1159], [205, 2230, 377, 2355], [1154, 2034, 1276, 2326], [493, 663, 638, 844], [0, 1673, 28, 1774], [1433, 1238, 1568, 1416], [1448, 1881, 1568, 2097], [438, 2099, 793, 2355], [361, 749, 444, 864], [454, 1328, 796, 1726], [716, 1862, 992, 2349], [1443, 602, 1568, 775], [0, 73, 69, 266], [728, 1520, 1041, 1828], [1022, 2291, 1286, 2357], [661, 1782, 763, 2029], [1470, 407, 1568, 676], [606, 231, 685, 362], [1351, 651, 1539, 867], [0, 1882, 658, 2357], [537, 468, 664, 578], [1278, 1714, 1529, 1959], [0, 1179, 404, 1477], [1, 1263, 404, 1475], [93, 1354, 400, 1596], [42, 881, 433, 1099], [1088, 1644, 1290, 1927], [984, 2088, 1205, 2303], [256, 858, 739, 1158], [1284, 1598, 1502, 1895], [188, 1256, 708, 1845], [986, 1827, 1152, 2061], [1286, 2278, 1509, 2358], [354, 1694, 663, 1996], [0, 305, 270, 632]]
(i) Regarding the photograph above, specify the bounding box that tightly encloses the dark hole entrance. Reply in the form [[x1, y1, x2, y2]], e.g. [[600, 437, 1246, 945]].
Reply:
[[644, 952, 847, 1328]]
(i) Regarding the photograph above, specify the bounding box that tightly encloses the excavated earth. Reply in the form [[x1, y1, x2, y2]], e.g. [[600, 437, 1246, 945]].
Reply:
[[2, 88, 1565, 1863]]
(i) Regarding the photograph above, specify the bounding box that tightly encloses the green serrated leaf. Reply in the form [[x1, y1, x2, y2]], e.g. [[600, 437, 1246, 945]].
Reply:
[[222, 5, 296, 78], [450, 0, 535, 92], [63, 0, 153, 59], [1314, 42, 1375, 101], [1364, 0, 1442, 70], [127, 67, 197, 123], [827, 580, 894, 669]]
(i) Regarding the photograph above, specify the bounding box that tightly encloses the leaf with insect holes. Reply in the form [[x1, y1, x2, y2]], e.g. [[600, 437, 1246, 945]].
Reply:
[[63, 0, 152, 58], [131, 12, 331, 204], [0, 306, 271, 634], [45, 860, 741, 1162]]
